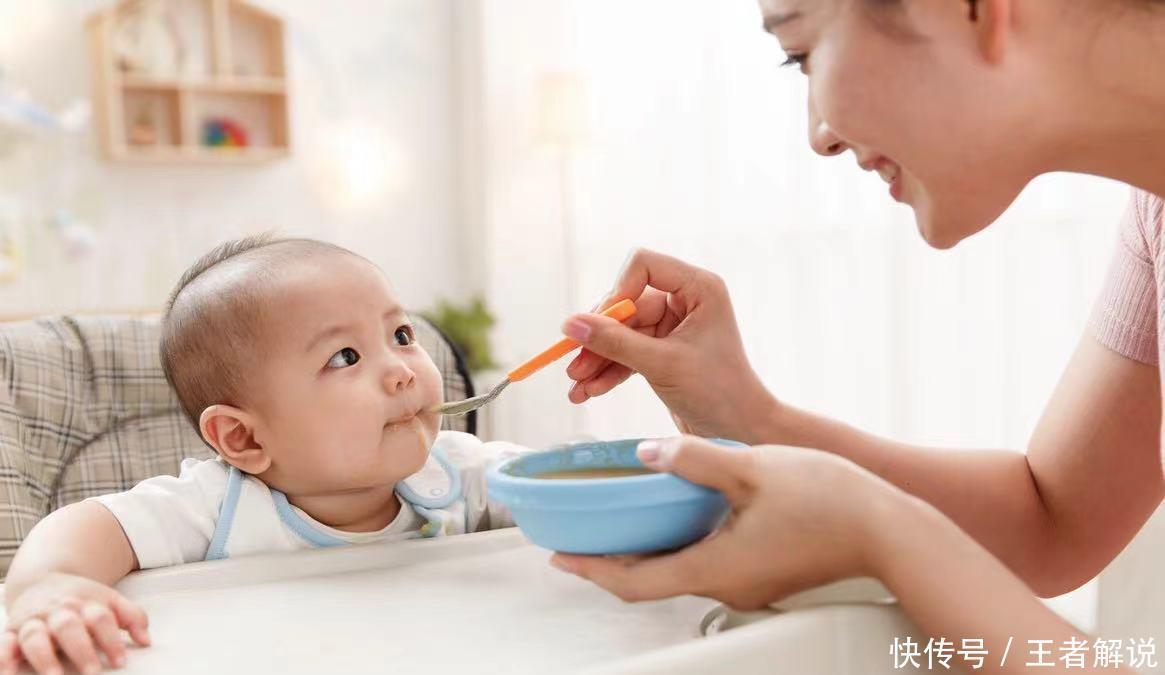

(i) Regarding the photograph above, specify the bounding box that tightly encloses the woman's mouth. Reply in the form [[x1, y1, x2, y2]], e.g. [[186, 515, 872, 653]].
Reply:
[[861, 157, 905, 203]]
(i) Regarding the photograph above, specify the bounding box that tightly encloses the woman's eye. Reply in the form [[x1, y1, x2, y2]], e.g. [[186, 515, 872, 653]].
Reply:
[[780, 52, 809, 74], [394, 326, 415, 347], [326, 347, 361, 369]]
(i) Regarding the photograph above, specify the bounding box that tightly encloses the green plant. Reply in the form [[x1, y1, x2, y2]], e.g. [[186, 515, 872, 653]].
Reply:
[[420, 295, 497, 373]]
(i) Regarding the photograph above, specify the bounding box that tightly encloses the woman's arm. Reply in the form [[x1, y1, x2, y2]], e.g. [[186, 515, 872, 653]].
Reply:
[[765, 336, 1163, 597], [552, 437, 1136, 675], [871, 490, 1132, 674], [565, 250, 1162, 596]]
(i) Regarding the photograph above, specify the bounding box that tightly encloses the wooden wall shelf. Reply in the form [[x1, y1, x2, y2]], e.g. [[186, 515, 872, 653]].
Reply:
[[87, 0, 290, 164]]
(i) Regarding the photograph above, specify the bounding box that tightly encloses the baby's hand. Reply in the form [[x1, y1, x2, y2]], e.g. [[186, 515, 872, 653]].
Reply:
[[1, 572, 150, 675]]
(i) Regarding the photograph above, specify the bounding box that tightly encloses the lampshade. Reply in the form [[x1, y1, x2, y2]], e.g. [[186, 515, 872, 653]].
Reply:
[[534, 72, 589, 148]]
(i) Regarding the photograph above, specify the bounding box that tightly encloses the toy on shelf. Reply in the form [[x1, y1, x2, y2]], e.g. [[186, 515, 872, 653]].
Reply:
[[111, 0, 186, 76], [128, 107, 157, 146], [202, 117, 249, 148]]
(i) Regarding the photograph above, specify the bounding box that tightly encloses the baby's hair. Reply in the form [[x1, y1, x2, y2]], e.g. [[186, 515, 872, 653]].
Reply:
[[160, 234, 361, 437]]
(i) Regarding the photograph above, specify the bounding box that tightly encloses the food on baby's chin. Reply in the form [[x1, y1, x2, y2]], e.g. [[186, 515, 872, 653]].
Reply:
[[534, 468, 655, 480]]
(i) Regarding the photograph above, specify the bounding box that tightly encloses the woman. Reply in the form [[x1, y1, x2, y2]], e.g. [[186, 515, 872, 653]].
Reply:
[[550, 0, 1165, 671]]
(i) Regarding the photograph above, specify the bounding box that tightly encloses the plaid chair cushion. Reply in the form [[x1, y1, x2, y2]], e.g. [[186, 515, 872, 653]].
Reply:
[[0, 313, 474, 578]]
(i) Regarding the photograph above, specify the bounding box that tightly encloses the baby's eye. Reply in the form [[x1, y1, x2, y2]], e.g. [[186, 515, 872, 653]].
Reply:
[[394, 325, 415, 347], [326, 347, 361, 369]]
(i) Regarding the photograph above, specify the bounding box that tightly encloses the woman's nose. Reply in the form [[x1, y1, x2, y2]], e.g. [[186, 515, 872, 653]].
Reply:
[[808, 101, 846, 157]]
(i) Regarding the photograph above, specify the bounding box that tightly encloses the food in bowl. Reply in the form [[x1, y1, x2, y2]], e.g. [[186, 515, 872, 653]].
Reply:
[[534, 467, 655, 480]]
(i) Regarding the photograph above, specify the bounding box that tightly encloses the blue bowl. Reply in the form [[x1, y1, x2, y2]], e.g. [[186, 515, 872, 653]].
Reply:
[[487, 438, 739, 555]]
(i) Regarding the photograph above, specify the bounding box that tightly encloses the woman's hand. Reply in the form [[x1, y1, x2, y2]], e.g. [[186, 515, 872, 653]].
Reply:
[[1, 572, 150, 675], [562, 248, 779, 443], [549, 436, 901, 609], [553, 438, 1109, 675]]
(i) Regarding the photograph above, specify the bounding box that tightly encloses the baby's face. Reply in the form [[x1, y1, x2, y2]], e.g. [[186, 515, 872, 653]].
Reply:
[[246, 254, 444, 494]]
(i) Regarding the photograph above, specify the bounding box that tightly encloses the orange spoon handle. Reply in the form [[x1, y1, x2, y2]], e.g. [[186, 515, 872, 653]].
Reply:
[[506, 299, 637, 383]]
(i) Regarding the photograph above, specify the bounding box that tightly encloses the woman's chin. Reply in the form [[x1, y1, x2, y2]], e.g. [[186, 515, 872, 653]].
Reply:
[[912, 199, 987, 251], [910, 179, 1026, 250], [917, 221, 964, 250]]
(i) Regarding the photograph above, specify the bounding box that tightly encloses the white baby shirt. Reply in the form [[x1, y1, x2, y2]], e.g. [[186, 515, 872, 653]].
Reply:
[[89, 431, 528, 569]]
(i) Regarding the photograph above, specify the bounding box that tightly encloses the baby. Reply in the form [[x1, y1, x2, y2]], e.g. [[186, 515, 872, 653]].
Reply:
[[1, 236, 525, 675]]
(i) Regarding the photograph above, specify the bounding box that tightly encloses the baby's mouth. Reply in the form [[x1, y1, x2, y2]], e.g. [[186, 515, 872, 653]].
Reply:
[[383, 406, 435, 454], [385, 410, 420, 428], [384, 403, 438, 430]]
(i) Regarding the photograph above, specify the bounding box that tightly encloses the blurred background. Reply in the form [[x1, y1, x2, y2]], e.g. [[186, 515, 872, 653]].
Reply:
[[0, 0, 1152, 635]]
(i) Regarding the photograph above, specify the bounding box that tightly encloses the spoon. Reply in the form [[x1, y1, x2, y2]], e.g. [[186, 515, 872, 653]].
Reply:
[[432, 299, 638, 416]]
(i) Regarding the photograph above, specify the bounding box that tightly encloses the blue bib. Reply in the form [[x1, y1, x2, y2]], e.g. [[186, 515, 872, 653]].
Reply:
[[204, 446, 462, 561]]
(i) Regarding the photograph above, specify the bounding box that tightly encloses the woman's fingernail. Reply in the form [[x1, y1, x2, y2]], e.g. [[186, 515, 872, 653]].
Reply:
[[637, 440, 661, 463], [562, 319, 591, 342], [550, 555, 577, 574], [639, 439, 678, 469]]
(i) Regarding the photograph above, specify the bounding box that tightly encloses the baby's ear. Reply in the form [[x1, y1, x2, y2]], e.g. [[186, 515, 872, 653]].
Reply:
[[199, 405, 272, 475]]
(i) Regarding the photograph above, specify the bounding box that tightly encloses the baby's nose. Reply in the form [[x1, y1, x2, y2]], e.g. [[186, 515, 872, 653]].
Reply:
[[382, 361, 416, 393]]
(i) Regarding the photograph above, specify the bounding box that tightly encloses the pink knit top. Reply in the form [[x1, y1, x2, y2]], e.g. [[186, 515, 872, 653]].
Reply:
[[1090, 190, 1165, 367]]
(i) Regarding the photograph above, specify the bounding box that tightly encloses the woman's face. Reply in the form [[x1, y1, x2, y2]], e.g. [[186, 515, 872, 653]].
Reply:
[[761, 0, 1043, 248]]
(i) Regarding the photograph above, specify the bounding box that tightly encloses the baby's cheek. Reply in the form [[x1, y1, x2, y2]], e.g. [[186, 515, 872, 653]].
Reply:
[[419, 358, 443, 398], [418, 412, 440, 447], [414, 355, 443, 442]]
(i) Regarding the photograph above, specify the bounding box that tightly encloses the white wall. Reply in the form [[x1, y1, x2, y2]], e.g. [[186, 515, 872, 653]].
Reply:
[[0, 0, 467, 316]]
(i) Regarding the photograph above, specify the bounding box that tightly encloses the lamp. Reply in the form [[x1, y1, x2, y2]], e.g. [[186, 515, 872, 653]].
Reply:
[[533, 72, 592, 439], [319, 121, 406, 213], [533, 72, 590, 313]]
